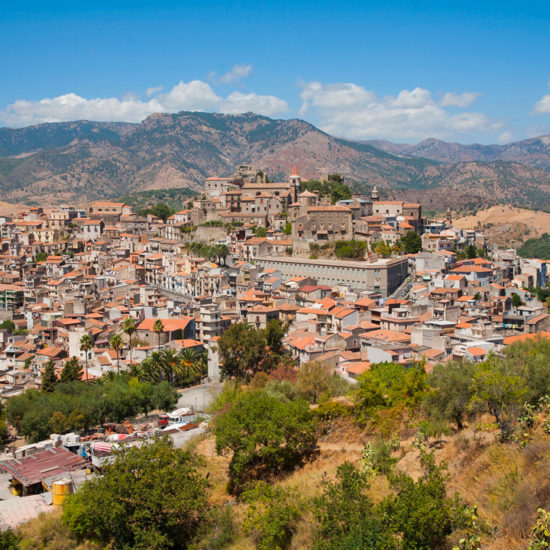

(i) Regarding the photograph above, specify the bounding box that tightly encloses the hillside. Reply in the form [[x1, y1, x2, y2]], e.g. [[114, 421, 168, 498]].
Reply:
[[454, 205, 550, 247], [1, 112, 550, 210], [365, 135, 550, 172]]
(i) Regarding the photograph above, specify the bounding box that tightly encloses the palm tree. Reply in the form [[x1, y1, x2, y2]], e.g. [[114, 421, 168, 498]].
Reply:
[[122, 317, 137, 365], [79, 333, 93, 382], [159, 348, 182, 385], [110, 333, 123, 375], [137, 351, 163, 383], [181, 348, 202, 383], [153, 319, 164, 349], [214, 244, 230, 266]]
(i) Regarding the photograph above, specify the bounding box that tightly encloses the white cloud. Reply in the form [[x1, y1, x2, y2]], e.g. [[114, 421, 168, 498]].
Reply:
[[146, 86, 163, 97], [1, 79, 288, 126], [221, 92, 288, 116], [533, 94, 550, 115], [160, 80, 222, 111], [498, 131, 513, 144], [299, 82, 375, 116], [218, 64, 253, 84], [299, 81, 500, 140], [2, 93, 164, 126], [440, 91, 481, 107]]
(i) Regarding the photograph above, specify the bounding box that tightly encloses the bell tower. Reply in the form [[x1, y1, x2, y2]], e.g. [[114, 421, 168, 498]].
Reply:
[[289, 165, 301, 203]]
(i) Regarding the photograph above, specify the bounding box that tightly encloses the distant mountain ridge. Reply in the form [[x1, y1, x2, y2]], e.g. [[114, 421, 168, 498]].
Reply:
[[1, 112, 550, 212], [364, 135, 550, 172]]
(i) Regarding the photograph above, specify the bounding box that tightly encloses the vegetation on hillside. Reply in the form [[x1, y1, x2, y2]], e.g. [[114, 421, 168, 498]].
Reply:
[[301, 174, 352, 204], [6, 373, 178, 442], [117, 187, 197, 213], [518, 233, 550, 260], [334, 240, 367, 259], [7, 337, 550, 549], [63, 437, 209, 549]]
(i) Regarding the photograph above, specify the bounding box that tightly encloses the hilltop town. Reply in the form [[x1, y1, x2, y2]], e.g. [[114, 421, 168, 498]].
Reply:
[[0, 164, 546, 386], [0, 164, 549, 546]]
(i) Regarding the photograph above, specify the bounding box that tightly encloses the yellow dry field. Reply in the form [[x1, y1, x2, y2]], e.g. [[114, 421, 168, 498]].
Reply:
[[454, 205, 550, 245], [455, 206, 550, 236], [0, 200, 28, 216]]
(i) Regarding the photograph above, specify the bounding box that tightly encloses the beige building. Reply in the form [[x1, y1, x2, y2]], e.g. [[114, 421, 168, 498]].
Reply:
[[293, 206, 353, 241], [254, 256, 408, 295]]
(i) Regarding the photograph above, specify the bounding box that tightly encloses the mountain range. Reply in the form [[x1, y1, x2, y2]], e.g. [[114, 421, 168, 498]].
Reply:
[[1, 112, 550, 211], [365, 135, 550, 172]]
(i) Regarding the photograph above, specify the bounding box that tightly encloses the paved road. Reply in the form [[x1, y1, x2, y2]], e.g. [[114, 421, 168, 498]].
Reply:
[[176, 381, 223, 412]]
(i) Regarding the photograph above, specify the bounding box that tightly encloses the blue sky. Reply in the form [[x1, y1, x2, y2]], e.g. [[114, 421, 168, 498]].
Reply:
[[1, 1, 550, 143]]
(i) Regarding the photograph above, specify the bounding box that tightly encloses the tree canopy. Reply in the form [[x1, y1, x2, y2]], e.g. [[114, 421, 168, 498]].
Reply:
[[302, 176, 352, 204], [213, 389, 317, 493], [399, 231, 422, 254], [334, 240, 367, 259], [217, 322, 280, 380], [7, 374, 178, 442], [63, 437, 209, 549]]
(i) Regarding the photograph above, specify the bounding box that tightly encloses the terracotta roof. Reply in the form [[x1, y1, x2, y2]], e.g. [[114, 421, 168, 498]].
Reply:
[[451, 265, 492, 274], [466, 346, 489, 357], [137, 317, 193, 332], [503, 332, 550, 345]]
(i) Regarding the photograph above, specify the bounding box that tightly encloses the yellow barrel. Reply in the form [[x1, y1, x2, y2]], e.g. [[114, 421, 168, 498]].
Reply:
[[52, 479, 73, 507]]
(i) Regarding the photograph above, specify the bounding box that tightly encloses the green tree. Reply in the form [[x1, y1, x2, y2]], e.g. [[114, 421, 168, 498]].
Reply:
[[381, 453, 465, 550], [217, 322, 276, 380], [312, 462, 397, 550], [7, 375, 178, 442], [264, 319, 287, 357], [518, 232, 550, 260], [0, 320, 15, 332], [424, 361, 475, 430], [212, 244, 230, 265], [109, 334, 123, 374], [63, 437, 209, 549], [512, 292, 523, 309], [35, 251, 48, 262], [374, 241, 392, 258], [181, 348, 203, 382], [254, 226, 268, 237], [139, 203, 175, 222], [122, 317, 137, 365], [354, 362, 427, 424], [334, 240, 367, 259], [302, 177, 352, 204], [213, 389, 317, 494], [242, 482, 301, 550], [153, 319, 164, 349], [465, 244, 477, 259], [400, 231, 422, 254], [283, 222, 292, 235], [469, 355, 528, 432], [59, 357, 83, 384], [79, 333, 93, 382], [41, 360, 57, 392], [297, 361, 331, 404]]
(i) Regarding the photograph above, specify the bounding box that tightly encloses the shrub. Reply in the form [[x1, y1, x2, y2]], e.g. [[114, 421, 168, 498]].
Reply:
[[63, 438, 209, 549], [213, 389, 317, 494], [313, 400, 353, 421], [242, 482, 301, 550]]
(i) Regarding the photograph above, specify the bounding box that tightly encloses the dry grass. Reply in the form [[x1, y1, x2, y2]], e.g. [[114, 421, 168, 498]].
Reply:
[[17, 509, 102, 550], [454, 205, 550, 245], [14, 416, 550, 549]]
